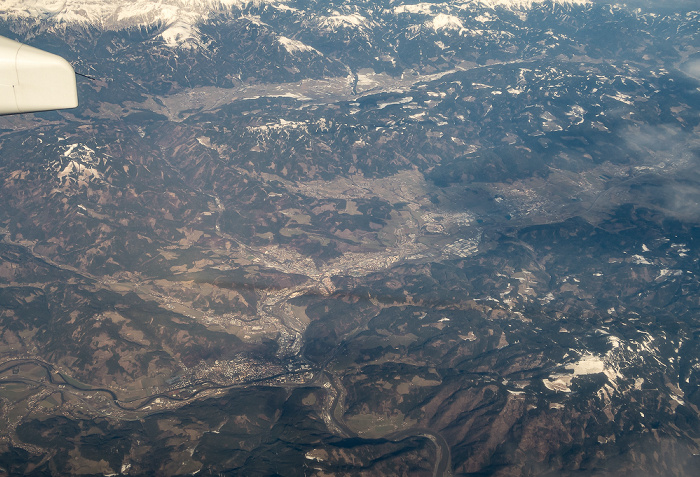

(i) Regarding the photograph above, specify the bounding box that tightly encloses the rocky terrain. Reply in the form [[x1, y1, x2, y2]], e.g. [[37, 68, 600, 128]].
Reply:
[[0, 0, 699, 475]]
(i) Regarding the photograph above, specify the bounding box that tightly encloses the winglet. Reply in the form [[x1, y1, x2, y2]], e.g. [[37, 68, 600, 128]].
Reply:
[[0, 35, 78, 115]]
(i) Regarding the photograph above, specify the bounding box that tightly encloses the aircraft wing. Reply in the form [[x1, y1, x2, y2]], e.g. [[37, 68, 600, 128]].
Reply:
[[0, 35, 78, 115]]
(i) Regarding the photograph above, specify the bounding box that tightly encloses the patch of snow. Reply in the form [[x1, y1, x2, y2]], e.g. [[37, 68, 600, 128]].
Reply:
[[319, 12, 370, 29], [160, 20, 199, 48], [247, 119, 308, 134], [608, 336, 621, 348], [63, 143, 80, 157], [567, 354, 605, 376], [631, 254, 652, 265], [278, 36, 318, 54], [305, 451, 324, 462], [0, 1, 288, 47], [57, 160, 103, 182], [475, 0, 589, 7], [544, 374, 572, 392], [565, 105, 585, 125], [393, 3, 435, 15], [393, 0, 589, 16], [607, 92, 634, 105], [656, 268, 682, 280], [671, 394, 685, 406], [428, 13, 464, 32], [273, 3, 299, 13], [378, 97, 413, 109], [272, 92, 312, 101]]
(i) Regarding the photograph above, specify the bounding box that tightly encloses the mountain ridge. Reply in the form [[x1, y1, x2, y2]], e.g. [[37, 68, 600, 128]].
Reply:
[[2, 0, 593, 47]]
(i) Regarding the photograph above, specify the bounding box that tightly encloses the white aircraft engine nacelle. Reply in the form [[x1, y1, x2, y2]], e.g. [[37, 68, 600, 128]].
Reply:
[[0, 36, 78, 115]]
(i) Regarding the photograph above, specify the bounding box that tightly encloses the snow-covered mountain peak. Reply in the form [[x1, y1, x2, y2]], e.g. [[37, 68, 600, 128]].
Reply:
[[318, 12, 374, 31], [0, 1, 287, 46], [278, 36, 319, 55], [470, 0, 589, 7], [2, 0, 592, 27], [428, 13, 466, 32], [1, 0, 594, 48]]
